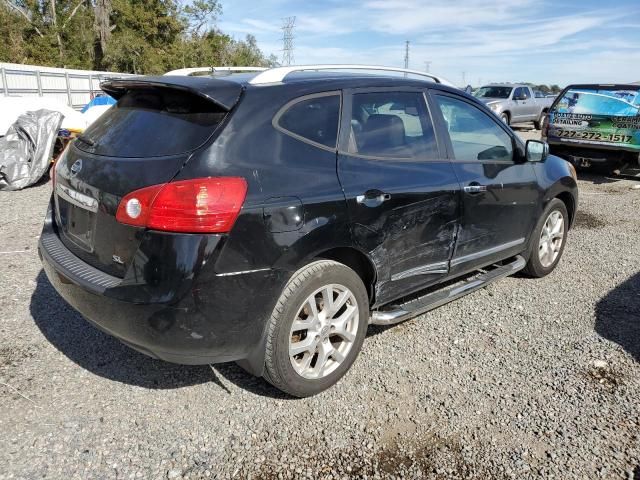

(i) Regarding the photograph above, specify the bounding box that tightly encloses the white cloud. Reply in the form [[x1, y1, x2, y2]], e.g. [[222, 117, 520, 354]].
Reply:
[[217, 0, 640, 85]]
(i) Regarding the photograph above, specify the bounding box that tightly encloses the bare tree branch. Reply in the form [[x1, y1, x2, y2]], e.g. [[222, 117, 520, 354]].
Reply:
[[62, 0, 85, 29], [2, 0, 44, 37]]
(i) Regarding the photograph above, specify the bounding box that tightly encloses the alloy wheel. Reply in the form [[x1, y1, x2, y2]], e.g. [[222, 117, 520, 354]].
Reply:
[[538, 210, 565, 268], [288, 284, 359, 380]]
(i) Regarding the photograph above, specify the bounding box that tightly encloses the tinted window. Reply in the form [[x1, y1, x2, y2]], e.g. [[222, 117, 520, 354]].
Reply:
[[76, 88, 226, 157], [349, 91, 437, 159], [474, 86, 512, 99], [435, 95, 513, 162], [277, 94, 340, 148]]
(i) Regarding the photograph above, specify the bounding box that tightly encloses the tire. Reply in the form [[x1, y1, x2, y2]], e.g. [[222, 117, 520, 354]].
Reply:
[[263, 260, 369, 397], [523, 198, 569, 278], [533, 111, 545, 130], [500, 112, 510, 125]]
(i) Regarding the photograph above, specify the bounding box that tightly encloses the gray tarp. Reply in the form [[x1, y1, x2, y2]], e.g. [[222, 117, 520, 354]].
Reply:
[[0, 109, 63, 191]]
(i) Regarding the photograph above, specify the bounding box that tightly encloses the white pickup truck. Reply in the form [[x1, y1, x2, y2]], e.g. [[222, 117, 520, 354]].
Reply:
[[474, 84, 554, 129]]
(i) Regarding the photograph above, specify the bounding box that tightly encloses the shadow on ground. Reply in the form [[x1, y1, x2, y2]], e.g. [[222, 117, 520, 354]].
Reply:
[[29, 269, 289, 398], [595, 271, 640, 363]]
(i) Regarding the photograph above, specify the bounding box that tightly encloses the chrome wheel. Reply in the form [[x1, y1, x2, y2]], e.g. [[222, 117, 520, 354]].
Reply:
[[289, 284, 359, 380], [538, 210, 565, 268]]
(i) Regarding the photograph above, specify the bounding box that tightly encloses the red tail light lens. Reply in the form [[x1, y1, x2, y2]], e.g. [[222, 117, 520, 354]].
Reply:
[[116, 177, 248, 233]]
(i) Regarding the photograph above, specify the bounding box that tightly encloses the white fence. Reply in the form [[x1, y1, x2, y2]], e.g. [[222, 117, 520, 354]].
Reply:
[[0, 63, 134, 110]]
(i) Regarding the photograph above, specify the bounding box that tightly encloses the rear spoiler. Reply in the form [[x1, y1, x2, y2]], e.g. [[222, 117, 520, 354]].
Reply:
[[100, 76, 244, 111]]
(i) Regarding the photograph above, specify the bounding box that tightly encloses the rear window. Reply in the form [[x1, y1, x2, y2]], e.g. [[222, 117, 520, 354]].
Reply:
[[553, 87, 640, 117], [76, 87, 226, 157], [275, 93, 340, 148]]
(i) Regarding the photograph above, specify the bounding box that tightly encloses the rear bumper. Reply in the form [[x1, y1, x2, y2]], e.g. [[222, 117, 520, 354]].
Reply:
[[39, 204, 288, 366], [548, 142, 640, 166]]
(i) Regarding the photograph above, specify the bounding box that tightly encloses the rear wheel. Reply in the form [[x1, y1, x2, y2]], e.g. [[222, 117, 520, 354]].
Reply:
[[263, 260, 369, 397], [533, 111, 545, 130], [523, 198, 568, 277]]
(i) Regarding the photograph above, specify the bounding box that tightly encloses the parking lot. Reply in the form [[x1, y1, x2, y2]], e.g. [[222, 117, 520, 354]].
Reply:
[[1, 127, 639, 479]]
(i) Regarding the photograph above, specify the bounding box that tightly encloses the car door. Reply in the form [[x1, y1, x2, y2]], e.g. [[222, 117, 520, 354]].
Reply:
[[511, 87, 531, 122], [522, 87, 538, 119], [428, 91, 541, 275], [337, 88, 461, 304]]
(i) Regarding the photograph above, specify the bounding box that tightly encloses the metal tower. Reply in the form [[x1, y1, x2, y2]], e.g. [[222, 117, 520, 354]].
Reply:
[[282, 16, 296, 66], [404, 41, 410, 71]]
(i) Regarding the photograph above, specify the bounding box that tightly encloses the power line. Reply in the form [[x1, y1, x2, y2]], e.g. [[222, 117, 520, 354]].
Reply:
[[281, 16, 296, 66]]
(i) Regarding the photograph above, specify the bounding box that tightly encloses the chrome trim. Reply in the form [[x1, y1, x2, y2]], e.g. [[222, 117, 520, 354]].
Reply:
[[391, 261, 449, 281], [272, 91, 342, 153], [450, 238, 525, 267], [56, 184, 98, 213], [370, 255, 526, 326], [216, 268, 271, 277]]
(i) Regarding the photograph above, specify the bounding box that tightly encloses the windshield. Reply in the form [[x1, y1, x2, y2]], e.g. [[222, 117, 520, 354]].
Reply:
[[553, 87, 640, 117], [474, 86, 512, 99]]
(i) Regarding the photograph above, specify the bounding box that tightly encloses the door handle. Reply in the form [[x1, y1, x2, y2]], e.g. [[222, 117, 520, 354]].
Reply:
[[356, 190, 391, 207], [463, 184, 487, 194]]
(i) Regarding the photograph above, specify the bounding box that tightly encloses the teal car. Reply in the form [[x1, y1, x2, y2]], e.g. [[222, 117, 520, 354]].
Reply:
[[544, 84, 640, 171]]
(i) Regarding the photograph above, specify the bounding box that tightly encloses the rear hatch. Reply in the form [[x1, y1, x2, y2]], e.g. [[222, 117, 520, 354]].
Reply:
[[547, 85, 640, 152], [52, 77, 243, 277]]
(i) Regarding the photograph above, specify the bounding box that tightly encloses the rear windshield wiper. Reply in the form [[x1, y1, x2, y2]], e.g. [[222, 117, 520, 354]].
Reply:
[[76, 134, 97, 147]]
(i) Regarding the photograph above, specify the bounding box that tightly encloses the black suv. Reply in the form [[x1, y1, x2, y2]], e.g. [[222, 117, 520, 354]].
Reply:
[[39, 66, 578, 397]]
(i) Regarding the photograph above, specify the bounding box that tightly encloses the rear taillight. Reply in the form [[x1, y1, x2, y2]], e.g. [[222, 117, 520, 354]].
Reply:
[[116, 177, 248, 233], [51, 145, 69, 188]]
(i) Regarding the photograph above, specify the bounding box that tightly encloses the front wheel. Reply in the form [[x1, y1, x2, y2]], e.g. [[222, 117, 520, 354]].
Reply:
[[523, 198, 569, 277], [263, 260, 369, 397], [500, 113, 510, 125]]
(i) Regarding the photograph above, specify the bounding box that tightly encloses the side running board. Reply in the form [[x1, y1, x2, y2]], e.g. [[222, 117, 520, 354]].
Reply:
[[370, 255, 526, 326]]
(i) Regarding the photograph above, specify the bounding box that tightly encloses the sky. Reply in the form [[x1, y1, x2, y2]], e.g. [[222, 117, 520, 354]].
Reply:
[[217, 0, 640, 87]]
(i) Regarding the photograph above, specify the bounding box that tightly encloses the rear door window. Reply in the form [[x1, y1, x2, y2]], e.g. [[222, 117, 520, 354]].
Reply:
[[434, 95, 513, 162], [76, 87, 227, 157], [348, 91, 438, 159], [275, 93, 340, 148]]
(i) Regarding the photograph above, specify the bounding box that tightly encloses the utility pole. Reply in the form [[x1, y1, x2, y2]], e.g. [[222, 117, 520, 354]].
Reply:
[[462, 71, 466, 86], [281, 16, 296, 66], [424, 61, 432, 73], [403, 41, 410, 77]]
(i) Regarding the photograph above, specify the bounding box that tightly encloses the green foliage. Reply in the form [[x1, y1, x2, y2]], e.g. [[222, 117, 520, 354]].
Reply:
[[0, 0, 276, 73]]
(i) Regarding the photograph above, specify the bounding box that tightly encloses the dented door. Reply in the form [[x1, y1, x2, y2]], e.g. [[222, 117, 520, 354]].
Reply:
[[337, 88, 461, 304]]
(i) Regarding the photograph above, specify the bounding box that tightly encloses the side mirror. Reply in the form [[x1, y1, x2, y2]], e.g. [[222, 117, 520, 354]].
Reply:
[[514, 94, 527, 101], [525, 139, 549, 162]]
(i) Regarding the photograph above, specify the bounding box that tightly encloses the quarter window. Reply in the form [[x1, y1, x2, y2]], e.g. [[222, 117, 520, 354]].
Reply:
[[276, 94, 340, 148], [434, 95, 514, 162], [348, 91, 438, 159]]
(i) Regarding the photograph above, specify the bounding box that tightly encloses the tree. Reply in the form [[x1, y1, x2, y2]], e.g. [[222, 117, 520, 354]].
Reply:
[[0, 0, 276, 73]]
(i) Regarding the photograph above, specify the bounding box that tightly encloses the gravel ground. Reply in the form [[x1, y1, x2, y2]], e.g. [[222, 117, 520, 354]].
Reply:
[[1, 127, 640, 479]]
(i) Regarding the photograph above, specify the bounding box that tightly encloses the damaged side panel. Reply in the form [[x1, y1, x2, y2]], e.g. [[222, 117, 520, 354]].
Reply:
[[336, 154, 461, 306]]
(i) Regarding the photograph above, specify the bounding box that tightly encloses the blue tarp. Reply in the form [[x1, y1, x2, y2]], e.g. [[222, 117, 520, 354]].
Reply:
[[81, 95, 116, 113]]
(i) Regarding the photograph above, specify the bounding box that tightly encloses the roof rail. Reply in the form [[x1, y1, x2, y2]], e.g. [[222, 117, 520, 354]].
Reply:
[[164, 66, 268, 76], [248, 64, 457, 87]]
